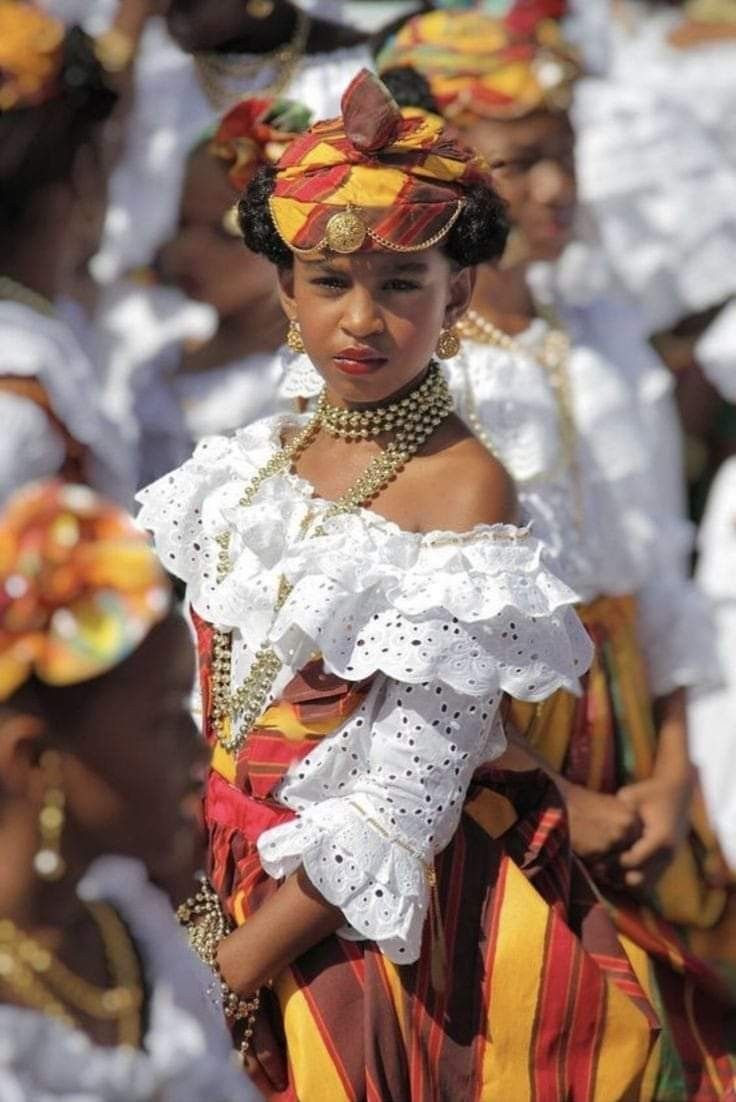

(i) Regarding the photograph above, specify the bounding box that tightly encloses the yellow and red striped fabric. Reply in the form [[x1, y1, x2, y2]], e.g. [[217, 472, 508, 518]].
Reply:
[[510, 593, 736, 1101], [193, 609, 658, 1100]]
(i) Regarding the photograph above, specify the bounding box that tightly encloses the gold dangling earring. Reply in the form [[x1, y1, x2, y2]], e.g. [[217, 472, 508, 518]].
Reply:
[[286, 319, 305, 354], [245, 0, 275, 16], [33, 750, 66, 882], [435, 327, 461, 360]]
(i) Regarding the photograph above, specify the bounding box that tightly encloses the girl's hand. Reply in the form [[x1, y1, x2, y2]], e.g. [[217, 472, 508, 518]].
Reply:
[[234, 994, 288, 1094], [561, 781, 643, 862], [616, 772, 695, 890]]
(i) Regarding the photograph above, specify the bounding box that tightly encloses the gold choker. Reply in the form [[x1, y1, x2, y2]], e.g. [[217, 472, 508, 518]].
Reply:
[[317, 363, 454, 443]]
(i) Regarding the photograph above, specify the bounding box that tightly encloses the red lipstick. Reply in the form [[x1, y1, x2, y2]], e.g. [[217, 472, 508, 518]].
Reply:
[[333, 346, 388, 376]]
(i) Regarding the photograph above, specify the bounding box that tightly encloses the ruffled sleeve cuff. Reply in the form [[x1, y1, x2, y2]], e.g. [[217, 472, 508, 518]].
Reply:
[[258, 795, 429, 963]]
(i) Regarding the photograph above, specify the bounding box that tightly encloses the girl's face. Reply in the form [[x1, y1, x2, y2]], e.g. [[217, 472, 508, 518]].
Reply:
[[465, 111, 576, 262], [279, 247, 473, 404], [54, 614, 203, 885], [157, 148, 276, 318]]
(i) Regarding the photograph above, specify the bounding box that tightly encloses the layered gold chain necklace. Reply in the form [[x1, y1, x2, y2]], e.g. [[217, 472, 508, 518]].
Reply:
[[194, 10, 311, 111], [210, 364, 454, 755], [0, 901, 144, 1047], [457, 304, 584, 528]]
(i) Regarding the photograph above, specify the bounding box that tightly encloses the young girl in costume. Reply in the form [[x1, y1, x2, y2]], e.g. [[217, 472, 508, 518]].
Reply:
[[139, 69, 657, 1101], [0, 480, 255, 1101], [378, 13, 736, 1098]]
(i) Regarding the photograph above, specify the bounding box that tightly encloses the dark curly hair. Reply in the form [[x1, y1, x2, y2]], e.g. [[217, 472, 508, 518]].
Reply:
[[380, 65, 439, 116], [240, 165, 509, 270], [0, 26, 117, 230]]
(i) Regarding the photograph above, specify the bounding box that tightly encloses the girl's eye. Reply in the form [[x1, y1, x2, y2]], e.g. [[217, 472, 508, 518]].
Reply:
[[382, 279, 421, 292], [495, 158, 534, 174], [310, 276, 348, 290]]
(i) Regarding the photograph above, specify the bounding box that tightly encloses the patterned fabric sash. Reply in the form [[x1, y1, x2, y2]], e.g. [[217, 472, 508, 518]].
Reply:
[[509, 593, 736, 1101]]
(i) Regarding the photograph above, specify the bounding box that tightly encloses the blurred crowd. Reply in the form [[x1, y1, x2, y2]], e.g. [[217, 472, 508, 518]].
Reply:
[[1, 0, 736, 1099]]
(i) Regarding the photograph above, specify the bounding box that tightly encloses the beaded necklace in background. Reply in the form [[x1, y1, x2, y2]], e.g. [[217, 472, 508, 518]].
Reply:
[[194, 10, 311, 111], [0, 901, 143, 1047], [210, 363, 454, 755], [457, 304, 585, 531]]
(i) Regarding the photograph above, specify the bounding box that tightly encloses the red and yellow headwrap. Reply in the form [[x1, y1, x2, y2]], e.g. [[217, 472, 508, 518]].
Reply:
[[0, 481, 171, 701], [377, 11, 582, 127], [0, 0, 65, 112], [430, 1, 567, 36], [267, 67, 494, 256], [209, 96, 312, 192]]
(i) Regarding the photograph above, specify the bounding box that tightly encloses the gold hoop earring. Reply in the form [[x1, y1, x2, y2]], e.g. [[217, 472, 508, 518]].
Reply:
[[33, 751, 66, 882], [286, 319, 305, 354], [245, 0, 275, 17], [435, 327, 461, 360]]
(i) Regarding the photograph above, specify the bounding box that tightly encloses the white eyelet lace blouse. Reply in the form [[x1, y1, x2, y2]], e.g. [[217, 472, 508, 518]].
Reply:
[[137, 414, 593, 962]]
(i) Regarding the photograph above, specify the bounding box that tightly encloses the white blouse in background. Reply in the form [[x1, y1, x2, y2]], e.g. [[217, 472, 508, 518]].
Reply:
[[441, 296, 715, 699], [0, 856, 254, 1102], [94, 13, 374, 281], [571, 3, 736, 331], [0, 302, 135, 507], [137, 415, 593, 962]]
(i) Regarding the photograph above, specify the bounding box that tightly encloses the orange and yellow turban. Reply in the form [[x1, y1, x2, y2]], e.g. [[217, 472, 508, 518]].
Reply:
[[0, 0, 65, 112], [0, 481, 171, 701], [377, 11, 581, 127], [209, 96, 312, 192], [267, 67, 494, 256]]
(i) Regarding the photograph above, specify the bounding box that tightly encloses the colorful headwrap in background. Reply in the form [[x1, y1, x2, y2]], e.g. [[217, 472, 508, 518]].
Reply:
[[0, 481, 171, 701], [430, 0, 567, 36], [267, 67, 495, 255], [209, 96, 312, 192], [377, 11, 581, 127], [0, 0, 64, 111]]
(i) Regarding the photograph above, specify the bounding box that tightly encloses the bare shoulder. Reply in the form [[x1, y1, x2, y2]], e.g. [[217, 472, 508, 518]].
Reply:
[[405, 415, 519, 533]]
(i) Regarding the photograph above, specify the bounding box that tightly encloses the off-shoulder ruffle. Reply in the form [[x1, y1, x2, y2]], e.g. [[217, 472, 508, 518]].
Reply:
[[137, 415, 592, 700], [258, 797, 428, 963]]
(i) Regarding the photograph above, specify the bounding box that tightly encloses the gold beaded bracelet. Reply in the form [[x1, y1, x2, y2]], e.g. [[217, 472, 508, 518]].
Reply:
[[177, 879, 262, 1058]]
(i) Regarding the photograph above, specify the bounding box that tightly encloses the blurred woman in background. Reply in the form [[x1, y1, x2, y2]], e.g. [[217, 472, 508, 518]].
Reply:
[[0, 2, 134, 506], [0, 479, 254, 1100], [148, 96, 311, 468]]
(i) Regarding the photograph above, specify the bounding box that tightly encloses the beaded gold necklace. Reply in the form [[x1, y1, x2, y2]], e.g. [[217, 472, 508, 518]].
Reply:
[[0, 901, 143, 1047], [193, 10, 311, 111], [210, 363, 454, 754], [457, 304, 584, 529]]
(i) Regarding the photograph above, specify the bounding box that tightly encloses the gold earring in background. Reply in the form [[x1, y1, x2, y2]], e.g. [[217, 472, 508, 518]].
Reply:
[[498, 225, 532, 270], [245, 0, 275, 17], [33, 750, 66, 882], [435, 327, 461, 360], [221, 203, 241, 238], [286, 319, 305, 354]]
